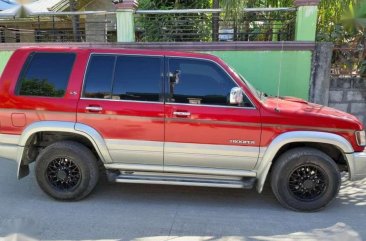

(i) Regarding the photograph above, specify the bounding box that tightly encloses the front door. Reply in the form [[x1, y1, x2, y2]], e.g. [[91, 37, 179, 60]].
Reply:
[[164, 57, 261, 171], [77, 53, 165, 167]]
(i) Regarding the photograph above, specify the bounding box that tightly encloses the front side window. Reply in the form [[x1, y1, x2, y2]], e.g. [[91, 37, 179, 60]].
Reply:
[[17, 52, 75, 97], [167, 58, 240, 106]]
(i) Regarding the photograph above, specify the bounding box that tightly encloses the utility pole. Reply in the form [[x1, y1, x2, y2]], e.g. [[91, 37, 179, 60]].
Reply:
[[70, 0, 81, 42]]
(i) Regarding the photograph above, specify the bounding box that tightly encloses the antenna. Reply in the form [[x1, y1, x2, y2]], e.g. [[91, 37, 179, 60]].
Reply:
[[275, 40, 284, 112]]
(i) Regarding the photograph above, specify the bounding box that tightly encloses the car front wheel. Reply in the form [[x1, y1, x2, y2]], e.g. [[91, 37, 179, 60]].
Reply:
[[271, 147, 341, 212]]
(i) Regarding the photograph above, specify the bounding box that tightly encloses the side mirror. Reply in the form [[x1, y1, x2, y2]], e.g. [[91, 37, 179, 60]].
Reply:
[[229, 87, 243, 105]]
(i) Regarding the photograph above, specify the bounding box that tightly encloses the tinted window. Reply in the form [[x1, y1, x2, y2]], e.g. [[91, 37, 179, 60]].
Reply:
[[167, 58, 237, 106], [112, 56, 162, 102], [83, 55, 116, 99], [17, 52, 75, 97]]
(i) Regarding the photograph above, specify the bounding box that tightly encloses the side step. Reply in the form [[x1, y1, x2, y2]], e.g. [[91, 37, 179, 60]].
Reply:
[[107, 171, 256, 189]]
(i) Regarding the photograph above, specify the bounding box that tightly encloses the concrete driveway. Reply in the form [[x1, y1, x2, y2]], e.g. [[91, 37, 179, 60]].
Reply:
[[0, 158, 365, 241]]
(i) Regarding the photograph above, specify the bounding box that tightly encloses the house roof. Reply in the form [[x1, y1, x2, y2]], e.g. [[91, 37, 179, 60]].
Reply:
[[0, 0, 65, 17]]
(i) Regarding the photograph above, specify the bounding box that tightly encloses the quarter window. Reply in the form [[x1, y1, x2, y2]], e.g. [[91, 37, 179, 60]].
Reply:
[[17, 52, 75, 97]]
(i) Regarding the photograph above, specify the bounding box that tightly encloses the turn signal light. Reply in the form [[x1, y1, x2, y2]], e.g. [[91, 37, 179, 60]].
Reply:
[[355, 130, 366, 146]]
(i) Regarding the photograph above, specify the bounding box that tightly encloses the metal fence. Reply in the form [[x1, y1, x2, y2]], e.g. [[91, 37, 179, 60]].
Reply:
[[135, 8, 296, 42], [0, 11, 116, 43], [0, 8, 296, 43]]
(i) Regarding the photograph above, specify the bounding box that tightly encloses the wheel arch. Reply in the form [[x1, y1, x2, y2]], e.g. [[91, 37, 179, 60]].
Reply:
[[17, 121, 112, 179], [256, 131, 354, 193]]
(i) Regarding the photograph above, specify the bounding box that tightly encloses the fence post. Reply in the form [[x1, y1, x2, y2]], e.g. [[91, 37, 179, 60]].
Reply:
[[294, 0, 320, 41], [115, 0, 138, 42], [309, 42, 334, 105]]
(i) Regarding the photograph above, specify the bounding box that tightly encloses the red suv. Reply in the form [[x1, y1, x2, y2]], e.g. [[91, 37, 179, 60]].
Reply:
[[0, 47, 365, 211]]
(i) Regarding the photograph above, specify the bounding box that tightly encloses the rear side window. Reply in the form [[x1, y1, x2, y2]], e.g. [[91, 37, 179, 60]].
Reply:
[[112, 56, 162, 102], [83, 55, 116, 99], [17, 52, 75, 97], [83, 54, 162, 102]]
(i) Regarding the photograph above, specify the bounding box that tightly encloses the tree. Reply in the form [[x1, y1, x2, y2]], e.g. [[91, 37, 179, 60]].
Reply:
[[19, 79, 65, 97], [337, 0, 366, 75], [137, 0, 364, 45], [316, 0, 358, 43], [220, 0, 294, 41], [315, 0, 366, 76], [137, 0, 211, 41]]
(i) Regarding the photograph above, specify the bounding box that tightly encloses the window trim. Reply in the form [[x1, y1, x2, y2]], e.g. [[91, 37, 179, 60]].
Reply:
[[81, 53, 165, 103], [80, 53, 256, 109], [80, 97, 165, 105], [15, 51, 76, 98], [165, 56, 256, 109]]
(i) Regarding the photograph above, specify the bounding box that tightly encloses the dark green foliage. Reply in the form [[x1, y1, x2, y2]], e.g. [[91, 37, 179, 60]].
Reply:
[[136, 0, 296, 42], [220, 0, 296, 41], [139, 0, 211, 9], [316, 0, 366, 76], [136, 0, 212, 41], [19, 79, 65, 97]]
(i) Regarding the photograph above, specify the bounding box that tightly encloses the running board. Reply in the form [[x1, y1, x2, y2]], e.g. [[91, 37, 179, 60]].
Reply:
[[108, 172, 255, 189]]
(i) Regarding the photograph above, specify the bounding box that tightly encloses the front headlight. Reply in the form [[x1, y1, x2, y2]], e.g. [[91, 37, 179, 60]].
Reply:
[[355, 130, 366, 146]]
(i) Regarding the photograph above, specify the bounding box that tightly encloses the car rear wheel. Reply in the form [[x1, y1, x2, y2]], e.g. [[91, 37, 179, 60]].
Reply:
[[271, 147, 341, 212], [35, 141, 99, 200]]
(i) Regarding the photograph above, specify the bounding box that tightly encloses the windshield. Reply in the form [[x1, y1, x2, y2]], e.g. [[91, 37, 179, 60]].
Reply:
[[227, 65, 267, 101]]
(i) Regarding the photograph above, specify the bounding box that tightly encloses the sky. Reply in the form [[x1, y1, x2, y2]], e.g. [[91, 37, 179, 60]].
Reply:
[[0, 0, 17, 11]]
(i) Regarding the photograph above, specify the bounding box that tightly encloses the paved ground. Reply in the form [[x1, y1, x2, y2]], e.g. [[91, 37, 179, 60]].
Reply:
[[0, 158, 365, 241]]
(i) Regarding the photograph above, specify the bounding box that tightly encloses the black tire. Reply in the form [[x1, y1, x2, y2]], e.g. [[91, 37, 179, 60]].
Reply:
[[35, 141, 99, 201], [271, 147, 341, 212]]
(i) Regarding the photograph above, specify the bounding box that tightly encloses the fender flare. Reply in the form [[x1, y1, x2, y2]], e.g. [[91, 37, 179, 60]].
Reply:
[[17, 121, 113, 178], [256, 131, 354, 193]]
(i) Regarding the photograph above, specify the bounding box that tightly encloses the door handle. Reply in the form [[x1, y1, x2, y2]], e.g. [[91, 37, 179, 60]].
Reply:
[[85, 106, 103, 112], [173, 111, 191, 117]]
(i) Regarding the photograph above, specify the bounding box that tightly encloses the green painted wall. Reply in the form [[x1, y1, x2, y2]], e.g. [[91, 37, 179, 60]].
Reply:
[[206, 51, 312, 100], [0, 51, 13, 77], [0, 49, 312, 100]]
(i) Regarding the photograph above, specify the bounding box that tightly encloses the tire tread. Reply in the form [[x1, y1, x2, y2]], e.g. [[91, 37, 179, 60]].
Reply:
[[35, 141, 99, 201], [271, 147, 341, 212]]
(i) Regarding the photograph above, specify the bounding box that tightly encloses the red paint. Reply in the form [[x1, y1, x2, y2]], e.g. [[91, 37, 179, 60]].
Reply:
[[0, 47, 364, 152], [260, 97, 363, 151], [165, 104, 261, 146], [77, 100, 164, 141]]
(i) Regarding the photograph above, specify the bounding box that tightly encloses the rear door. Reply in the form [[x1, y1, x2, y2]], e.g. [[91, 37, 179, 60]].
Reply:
[[77, 53, 165, 167], [164, 57, 261, 171]]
